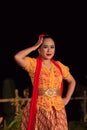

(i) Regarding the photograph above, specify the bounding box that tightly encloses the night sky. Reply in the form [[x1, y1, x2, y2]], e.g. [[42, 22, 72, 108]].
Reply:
[[0, 1, 87, 91]]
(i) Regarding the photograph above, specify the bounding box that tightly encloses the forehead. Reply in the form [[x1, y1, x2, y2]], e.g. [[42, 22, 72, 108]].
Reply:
[[43, 38, 55, 45]]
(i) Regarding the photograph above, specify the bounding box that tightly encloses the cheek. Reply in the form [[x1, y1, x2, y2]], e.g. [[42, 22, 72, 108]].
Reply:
[[39, 49, 45, 56], [41, 48, 46, 53], [52, 49, 55, 53]]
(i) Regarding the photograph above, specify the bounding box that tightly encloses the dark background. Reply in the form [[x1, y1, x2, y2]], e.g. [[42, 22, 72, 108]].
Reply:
[[0, 1, 87, 88], [0, 1, 87, 121]]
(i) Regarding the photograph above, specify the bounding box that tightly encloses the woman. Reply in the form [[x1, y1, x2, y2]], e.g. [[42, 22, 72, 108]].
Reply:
[[14, 34, 76, 130]]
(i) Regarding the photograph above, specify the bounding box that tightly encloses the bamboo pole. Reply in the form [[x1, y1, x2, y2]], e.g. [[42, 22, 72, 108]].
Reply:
[[0, 98, 31, 103]]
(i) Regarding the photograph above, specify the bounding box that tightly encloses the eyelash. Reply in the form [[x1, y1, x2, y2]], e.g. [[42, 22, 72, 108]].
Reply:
[[43, 46, 55, 48], [51, 46, 55, 48]]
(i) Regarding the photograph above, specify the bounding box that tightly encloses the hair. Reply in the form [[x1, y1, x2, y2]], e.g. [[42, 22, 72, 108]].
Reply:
[[39, 34, 54, 41], [38, 35, 55, 55], [43, 35, 55, 45]]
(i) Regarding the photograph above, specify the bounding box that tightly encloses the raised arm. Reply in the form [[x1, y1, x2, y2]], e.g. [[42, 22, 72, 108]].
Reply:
[[14, 37, 43, 68]]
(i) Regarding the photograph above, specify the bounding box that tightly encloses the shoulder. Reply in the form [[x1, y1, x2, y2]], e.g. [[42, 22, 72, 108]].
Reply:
[[24, 56, 37, 71], [56, 60, 71, 79], [25, 56, 36, 63], [56, 61, 69, 69]]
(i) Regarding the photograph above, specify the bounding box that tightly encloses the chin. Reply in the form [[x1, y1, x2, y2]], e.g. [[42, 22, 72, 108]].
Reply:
[[44, 57, 53, 60]]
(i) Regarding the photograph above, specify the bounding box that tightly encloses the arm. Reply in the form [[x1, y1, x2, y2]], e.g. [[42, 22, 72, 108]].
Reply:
[[63, 74, 76, 105], [14, 37, 43, 68]]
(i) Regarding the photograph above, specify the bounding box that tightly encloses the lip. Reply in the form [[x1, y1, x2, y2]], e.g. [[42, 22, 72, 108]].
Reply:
[[46, 54, 52, 56]]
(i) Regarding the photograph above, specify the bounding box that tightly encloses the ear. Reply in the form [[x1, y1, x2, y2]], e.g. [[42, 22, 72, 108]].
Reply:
[[38, 48, 40, 54]]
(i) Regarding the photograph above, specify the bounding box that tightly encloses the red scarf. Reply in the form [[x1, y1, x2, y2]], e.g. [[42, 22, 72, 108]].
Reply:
[[28, 57, 63, 130]]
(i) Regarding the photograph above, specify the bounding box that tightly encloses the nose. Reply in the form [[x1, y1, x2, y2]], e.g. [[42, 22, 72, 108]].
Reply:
[[47, 47, 51, 51]]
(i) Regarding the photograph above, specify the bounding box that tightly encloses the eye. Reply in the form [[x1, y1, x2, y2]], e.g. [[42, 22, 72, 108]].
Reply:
[[43, 45, 48, 48], [51, 45, 55, 48]]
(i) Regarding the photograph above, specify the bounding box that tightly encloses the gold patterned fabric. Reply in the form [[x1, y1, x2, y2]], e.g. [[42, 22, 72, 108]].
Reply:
[[38, 88, 60, 97], [21, 102, 68, 130], [35, 107, 68, 130]]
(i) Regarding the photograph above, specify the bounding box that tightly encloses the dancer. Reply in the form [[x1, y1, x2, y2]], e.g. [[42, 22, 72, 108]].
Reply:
[[14, 34, 76, 130]]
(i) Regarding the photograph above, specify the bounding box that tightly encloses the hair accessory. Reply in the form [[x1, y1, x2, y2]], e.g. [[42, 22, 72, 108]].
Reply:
[[39, 34, 48, 39]]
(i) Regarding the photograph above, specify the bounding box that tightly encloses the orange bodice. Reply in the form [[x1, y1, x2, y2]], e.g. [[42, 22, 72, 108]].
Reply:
[[24, 57, 70, 111]]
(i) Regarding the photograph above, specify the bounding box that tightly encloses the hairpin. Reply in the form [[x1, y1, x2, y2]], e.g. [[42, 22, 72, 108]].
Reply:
[[39, 34, 48, 39]]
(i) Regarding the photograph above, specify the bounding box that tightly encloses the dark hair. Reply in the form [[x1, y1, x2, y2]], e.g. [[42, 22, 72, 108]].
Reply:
[[43, 35, 55, 44], [39, 34, 54, 41]]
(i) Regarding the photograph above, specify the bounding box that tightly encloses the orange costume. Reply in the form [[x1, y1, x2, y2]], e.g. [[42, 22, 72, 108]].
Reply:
[[21, 57, 70, 130]]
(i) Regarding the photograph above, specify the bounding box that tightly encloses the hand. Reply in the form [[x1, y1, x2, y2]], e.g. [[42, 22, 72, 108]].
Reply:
[[34, 36, 43, 49], [33, 34, 48, 50]]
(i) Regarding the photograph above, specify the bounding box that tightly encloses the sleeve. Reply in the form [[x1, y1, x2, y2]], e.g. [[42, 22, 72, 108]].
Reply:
[[24, 57, 36, 73], [57, 61, 71, 79]]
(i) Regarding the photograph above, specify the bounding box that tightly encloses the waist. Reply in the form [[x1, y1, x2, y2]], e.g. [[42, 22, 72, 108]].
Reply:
[[38, 88, 60, 97]]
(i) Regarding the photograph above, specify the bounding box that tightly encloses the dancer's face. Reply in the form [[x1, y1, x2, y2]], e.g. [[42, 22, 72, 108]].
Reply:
[[38, 38, 55, 60]]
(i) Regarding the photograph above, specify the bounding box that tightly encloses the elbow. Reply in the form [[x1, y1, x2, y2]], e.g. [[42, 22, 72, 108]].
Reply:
[[73, 77, 76, 86], [14, 54, 18, 61], [71, 76, 76, 88], [73, 79, 76, 89], [68, 74, 76, 88], [71, 78, 76, 91], [14, 53, 20, 62], [14, 53, 26, 68]]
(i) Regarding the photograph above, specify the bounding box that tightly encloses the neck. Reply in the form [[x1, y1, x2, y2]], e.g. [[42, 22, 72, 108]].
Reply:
[[42, 60, 51, 64], [42, 59, 52, 70], [39, 56, 51, 63]]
